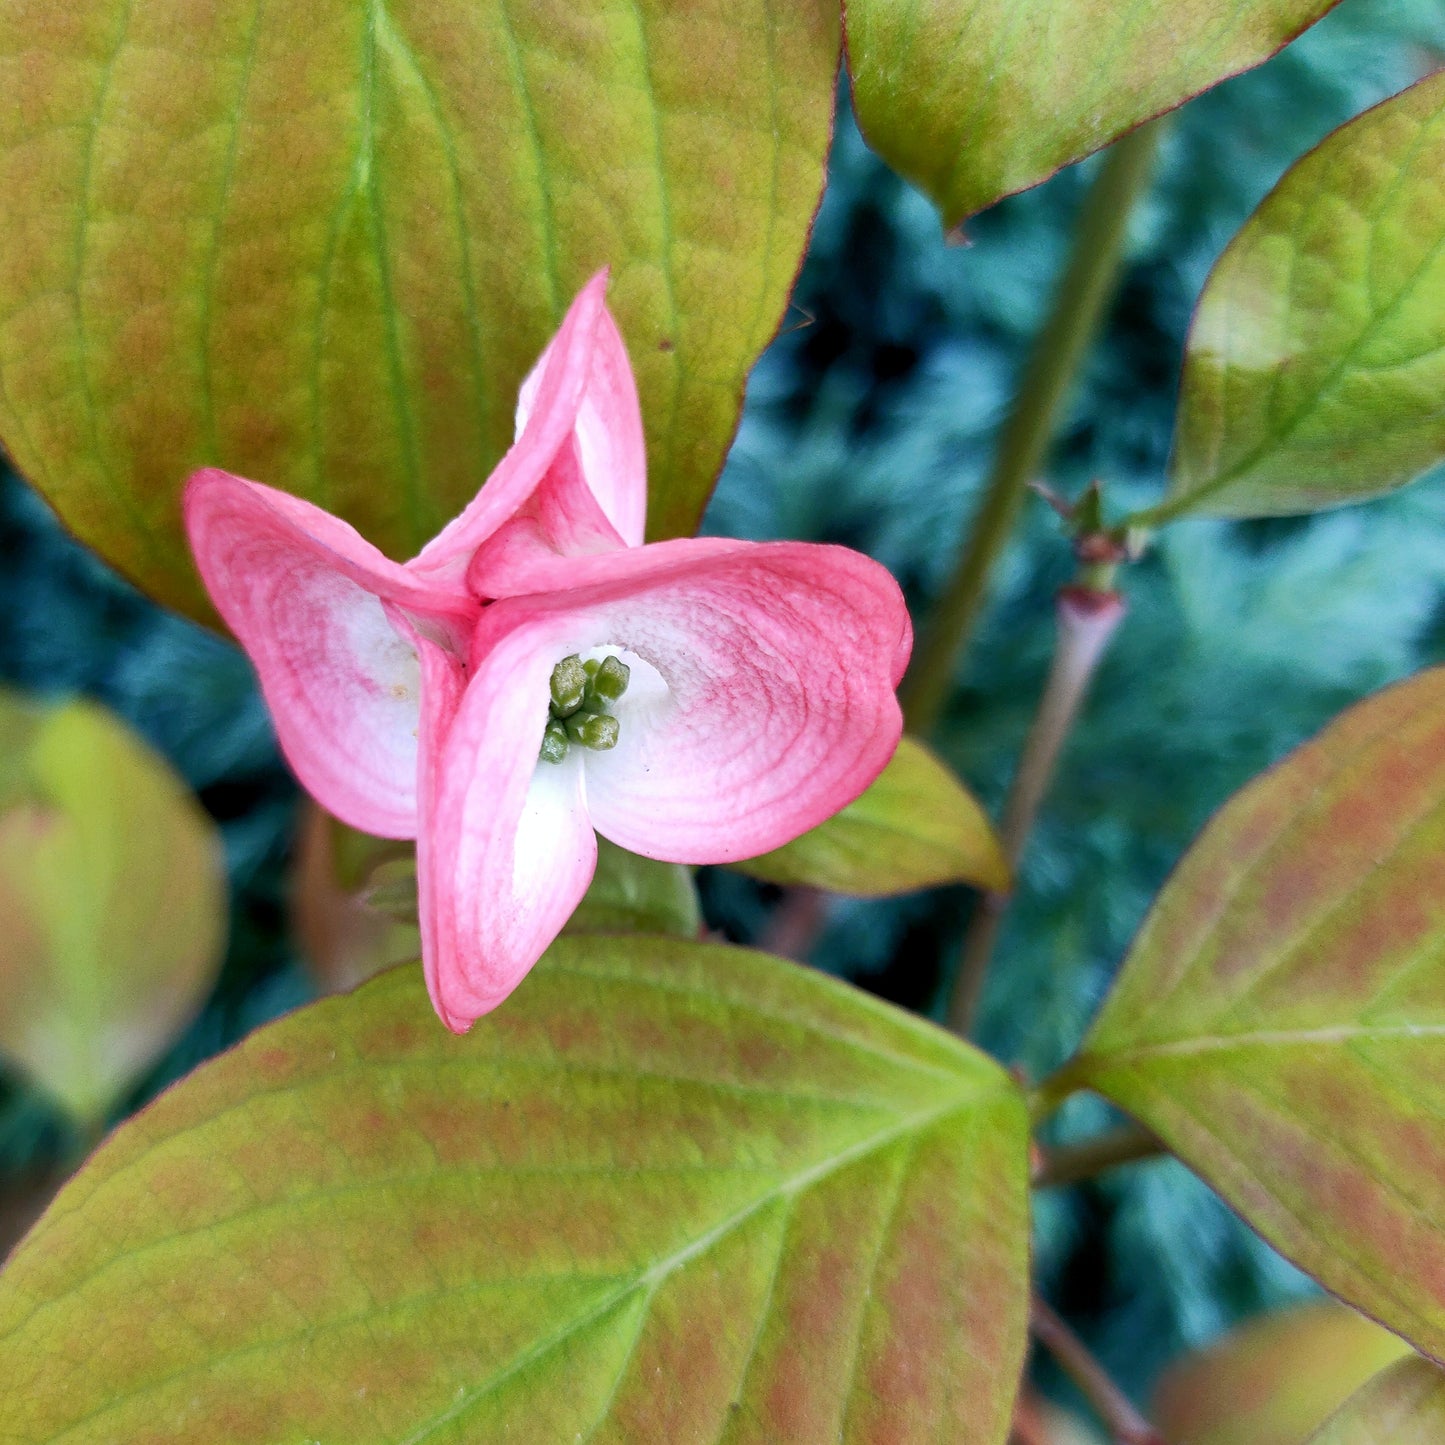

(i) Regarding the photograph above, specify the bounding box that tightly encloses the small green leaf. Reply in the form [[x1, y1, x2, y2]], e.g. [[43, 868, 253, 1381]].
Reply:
[[0, 2, 840, 619], [564, 836, 700, 939], [0, 693, 226, 1127], [0, 937, 1031, 1444], [1067, 667, 1445, 1361], [359, 858, 423, 926], [732, 737, 1009, 897], [1152, 1301, 1410, 1445], [1309, 1357, 1445, 1444], [844, 0, 1338, 227], [1156, 70, 1445, 522]]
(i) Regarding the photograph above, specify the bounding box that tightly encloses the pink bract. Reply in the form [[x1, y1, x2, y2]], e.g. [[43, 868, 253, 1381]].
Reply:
[[186, 272, 912, 1030]]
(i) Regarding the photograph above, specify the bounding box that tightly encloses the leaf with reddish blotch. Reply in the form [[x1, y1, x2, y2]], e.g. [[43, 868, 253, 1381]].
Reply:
[[0, 1, 839, 620], [1153, 1301, 1410, 1445], [0, 936, 1031, 1444], [843, 0, 1338, 228], [732, 737, 1009, 897], [0, 692, 226, 1129], [1154, 70, 1445, 522], [1309, 1356, 1445, 1443], [1065, 667, 1445, 1362]]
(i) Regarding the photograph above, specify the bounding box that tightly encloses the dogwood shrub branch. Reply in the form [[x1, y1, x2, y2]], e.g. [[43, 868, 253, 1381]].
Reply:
[[1030, 1296, 1167, 1445], [947, 585, 1126, 1036], [899, 118, 1163, 736]]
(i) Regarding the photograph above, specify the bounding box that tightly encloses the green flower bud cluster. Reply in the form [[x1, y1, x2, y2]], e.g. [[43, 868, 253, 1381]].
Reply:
[[540, 654, 631, 764]]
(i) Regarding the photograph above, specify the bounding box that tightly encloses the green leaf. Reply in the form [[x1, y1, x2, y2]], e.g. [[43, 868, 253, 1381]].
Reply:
[[1309, 1357, 1445, 1444], [732, 738, 1010, 897], [0, 693, 226, 1127], [564, 836, 700, 938], [843, 0, 1338, 228], [0, 3, 839, 620], [1152, 1301, 1410, 1445], [0, 937, 1031, 1443], [1156, 70, 1445, 522], [1064, 667, 1445, 1361]]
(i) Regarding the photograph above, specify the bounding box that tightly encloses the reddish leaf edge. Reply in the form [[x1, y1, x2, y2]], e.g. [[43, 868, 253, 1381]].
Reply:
[[840, 0, 1349, 232], [647, 23, 844, 545], [1135, 63, 1445, 529], [1038, 1086, 1445, 1371], [1027, 666, 1445, 1361]]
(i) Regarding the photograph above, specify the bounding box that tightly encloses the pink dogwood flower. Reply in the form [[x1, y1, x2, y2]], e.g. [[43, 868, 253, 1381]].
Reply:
[[186, 274, 912, 1031]]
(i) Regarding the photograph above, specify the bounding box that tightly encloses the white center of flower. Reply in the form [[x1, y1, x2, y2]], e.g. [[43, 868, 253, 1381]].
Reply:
[[538, 645, 671, 766]]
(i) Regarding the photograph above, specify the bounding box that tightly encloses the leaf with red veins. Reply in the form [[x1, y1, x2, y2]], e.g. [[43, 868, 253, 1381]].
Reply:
[[0, 938, 1030, 1445], [0, 4, 839, 619], [1071, 668, 1445, 1363]]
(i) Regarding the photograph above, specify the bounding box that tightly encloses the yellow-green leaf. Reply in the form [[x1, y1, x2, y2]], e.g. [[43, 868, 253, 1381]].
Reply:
[[1309, 1357, 1445, 1444], [0, 1, 839, 619], [732, 737, 1009, 897], [844, 0, 1338, 228], [1157, 70, 1445, 521], [0, 937, 1031, 1443], [564, 836, 700, 939], [1065, 667, 1445, 1360], [0, 692, 226, 1127], [1153, 1301, 1411, 1445]]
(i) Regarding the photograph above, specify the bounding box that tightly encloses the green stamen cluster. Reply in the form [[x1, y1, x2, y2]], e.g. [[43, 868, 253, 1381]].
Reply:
[[540, 654, 630, 764]]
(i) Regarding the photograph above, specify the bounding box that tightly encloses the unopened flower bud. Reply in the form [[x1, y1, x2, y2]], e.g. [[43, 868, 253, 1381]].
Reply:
[[589, 655, 630, 703], [565, 710, 620, 751], [549, 655, 588, 717], [539, 718, 570, 764]]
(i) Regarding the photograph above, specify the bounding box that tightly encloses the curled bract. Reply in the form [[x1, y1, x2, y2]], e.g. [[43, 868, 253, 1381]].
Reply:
[[187, 273, 911, 1030]]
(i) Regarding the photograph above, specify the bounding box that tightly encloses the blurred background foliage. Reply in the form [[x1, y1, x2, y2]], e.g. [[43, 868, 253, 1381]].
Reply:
[[1, 0, 1442, 1411]]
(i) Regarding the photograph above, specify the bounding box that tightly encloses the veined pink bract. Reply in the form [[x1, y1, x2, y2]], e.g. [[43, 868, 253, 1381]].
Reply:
[[186, 274, 911, 1031]]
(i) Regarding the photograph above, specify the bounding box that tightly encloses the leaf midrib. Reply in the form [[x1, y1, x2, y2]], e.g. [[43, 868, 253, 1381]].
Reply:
[[395, 1085, 991, 1445], [11, 1082, 999, 1445], [1090, 1020, 1445, 1065]]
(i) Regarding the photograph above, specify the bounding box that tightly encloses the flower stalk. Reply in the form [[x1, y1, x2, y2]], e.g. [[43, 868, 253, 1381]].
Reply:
[[947, 582, 1126, 1036], [1031, 1297, 1167, 1445], [1033, 1121, 1164, 1189]]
